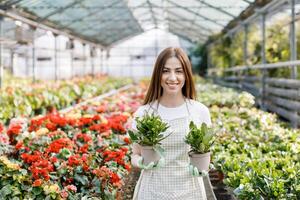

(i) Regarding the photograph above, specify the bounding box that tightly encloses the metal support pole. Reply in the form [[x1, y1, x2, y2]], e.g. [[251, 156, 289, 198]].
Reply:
[[54, 34, 58, 81], [91, 47, 95, 77], [10, 49, 14, 74], [261, 13, 267, 109], [243, 24, 248, 67], [289, 0, 298, 127], [206, 45, 210, 72], [290, 0, 297, 79], [32, 27, 36, 83], [83, 43, 86, 76], [229, 33, 234, 68], [70, 40, 74, 78], [0, 16, 3, 88], [106, 49, 110, 75], [100, 48, 103, 75]]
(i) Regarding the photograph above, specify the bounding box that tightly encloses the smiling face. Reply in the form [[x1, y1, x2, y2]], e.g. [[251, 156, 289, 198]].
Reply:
[[160, 56, 185, 96], [143, 47, 196, 105]]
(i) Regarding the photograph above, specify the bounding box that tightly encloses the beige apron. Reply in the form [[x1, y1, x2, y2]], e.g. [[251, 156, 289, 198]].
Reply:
[[132, 102, 207, 200]]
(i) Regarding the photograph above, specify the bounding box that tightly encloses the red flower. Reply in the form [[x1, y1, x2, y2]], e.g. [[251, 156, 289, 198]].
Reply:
[[15, 141, 24, 150], [110, 172, 121, 185], [123, 137, 131, 144], [110, 122, 126, 134], [92, 115, 101, 121], [29, 116, 47, 131], [81, 154, 88, 162], [29, 159, 54, 180], [120, 147, 128, 153], [46, 138, 73, 153], [89, 123, 110, 133], [67, 119, 77, 126], [21, 151, 42, 164], [83, 164, 89, 171], [76, 133, 92, 143], [7, 124, 22, 142], [33, 179, 43, 187], [79, 144, 89, 153], [124, 164, 131, 172], [68, 155, 82, 166], [45, 122, 57, 131], [49, 114, 67, 127], [0, 123, 4, 133], [79, 117, 93, 126], [66, 178, 74, 184], [50, 156, 58, 163]]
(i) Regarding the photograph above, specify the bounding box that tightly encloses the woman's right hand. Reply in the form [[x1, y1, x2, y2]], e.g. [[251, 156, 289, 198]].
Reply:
[[136, 156, 165, 170]]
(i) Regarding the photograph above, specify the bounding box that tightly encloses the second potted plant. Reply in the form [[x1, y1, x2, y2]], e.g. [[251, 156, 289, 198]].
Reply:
[[128, 112, 171, 165], [185, 121, 215, 171]]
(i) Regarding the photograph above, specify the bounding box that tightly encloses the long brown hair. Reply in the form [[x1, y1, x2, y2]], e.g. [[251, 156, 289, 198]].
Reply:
[[143, 47, 196, 105]]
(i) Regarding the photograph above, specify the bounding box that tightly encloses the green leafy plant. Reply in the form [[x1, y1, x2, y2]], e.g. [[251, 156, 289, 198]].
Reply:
[[185, 121, 215, 154], [128, 112, 171, 146]]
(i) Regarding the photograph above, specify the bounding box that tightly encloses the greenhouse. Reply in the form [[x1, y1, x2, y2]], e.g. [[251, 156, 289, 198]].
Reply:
[[0, 0, 299, 199]]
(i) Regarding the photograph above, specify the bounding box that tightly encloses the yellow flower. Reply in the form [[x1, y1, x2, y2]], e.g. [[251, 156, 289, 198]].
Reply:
[[43, 184, 60, 194], [36, 128, 49, 136], [101, 116, 108, 124], [83, 114, 92, 118], [0, 156, 20, 170], [122, 112, 131, 117], [91, 101, 101, 106], [65, 113, 82, 119]]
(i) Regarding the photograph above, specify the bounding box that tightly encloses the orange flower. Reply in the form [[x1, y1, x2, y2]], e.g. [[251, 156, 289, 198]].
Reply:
[[33, 179, 43, 187]]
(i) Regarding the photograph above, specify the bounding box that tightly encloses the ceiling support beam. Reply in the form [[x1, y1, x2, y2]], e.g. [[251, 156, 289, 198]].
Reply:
[[166, 0, 224, 27], [146, 0, 158, 28], [196, 0, 235, 18]]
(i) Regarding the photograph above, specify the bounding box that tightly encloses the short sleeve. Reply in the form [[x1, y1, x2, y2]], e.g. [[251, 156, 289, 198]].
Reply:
[[190, 100, 212, 126], [202, 106, 212, 126]]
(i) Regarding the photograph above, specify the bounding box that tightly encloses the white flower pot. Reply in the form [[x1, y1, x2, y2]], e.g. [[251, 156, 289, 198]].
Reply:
[[141, 146, 161, 165], [189, 151, 211, 171]]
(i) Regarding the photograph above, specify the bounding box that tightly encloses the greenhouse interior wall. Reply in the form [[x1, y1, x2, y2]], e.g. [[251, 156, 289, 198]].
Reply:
[[1, 23, 193, 80]]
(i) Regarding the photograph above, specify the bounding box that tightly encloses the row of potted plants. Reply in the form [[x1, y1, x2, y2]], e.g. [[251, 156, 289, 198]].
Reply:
[[195, 78, 300, 199], [0, 86, 145, 199], [0, 75, 132, 125]]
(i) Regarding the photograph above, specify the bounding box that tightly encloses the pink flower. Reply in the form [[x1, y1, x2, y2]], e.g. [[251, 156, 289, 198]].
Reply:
[[66, 185, 77, 192], [60, 190, 68, 199]]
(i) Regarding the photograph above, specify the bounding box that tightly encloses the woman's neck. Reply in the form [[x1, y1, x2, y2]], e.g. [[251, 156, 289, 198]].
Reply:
[[159, 93, 185, 107]]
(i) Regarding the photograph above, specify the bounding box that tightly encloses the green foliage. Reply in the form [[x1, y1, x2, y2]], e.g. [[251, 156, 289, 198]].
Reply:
[[206, 16, 299, 79], [185, 121, 215, 154], [0, 76, 132, 125], [189, 43, 208, 76], [194, 78, 300, 199], [128, 112, 170, 146]]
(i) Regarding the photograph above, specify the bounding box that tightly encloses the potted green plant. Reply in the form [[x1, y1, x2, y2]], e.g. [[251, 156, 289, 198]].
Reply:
[[185, 121, 215, 171], [128, 112, 171, 165]]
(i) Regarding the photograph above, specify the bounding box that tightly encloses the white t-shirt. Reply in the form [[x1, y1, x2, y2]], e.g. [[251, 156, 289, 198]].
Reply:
[[131, 99, 211, 130]]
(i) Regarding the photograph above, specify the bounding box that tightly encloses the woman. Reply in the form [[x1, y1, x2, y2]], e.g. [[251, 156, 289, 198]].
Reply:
[[130, 47, 211, 200]]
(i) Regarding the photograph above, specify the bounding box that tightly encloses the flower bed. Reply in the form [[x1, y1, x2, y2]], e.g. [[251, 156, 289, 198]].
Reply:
[[0, 86, 145, 199]]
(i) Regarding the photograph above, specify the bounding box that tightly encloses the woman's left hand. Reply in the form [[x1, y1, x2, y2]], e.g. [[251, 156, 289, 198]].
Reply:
[[188, 164, 209, 177]]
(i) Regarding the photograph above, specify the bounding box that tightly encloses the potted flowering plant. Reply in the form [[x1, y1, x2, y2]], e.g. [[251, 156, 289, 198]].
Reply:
[[185, 121, 215, 171], [128, 112, 171, 165]]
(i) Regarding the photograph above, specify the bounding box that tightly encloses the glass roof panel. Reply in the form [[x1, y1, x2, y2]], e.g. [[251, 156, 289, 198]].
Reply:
[[0, 0, 256, 46]]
